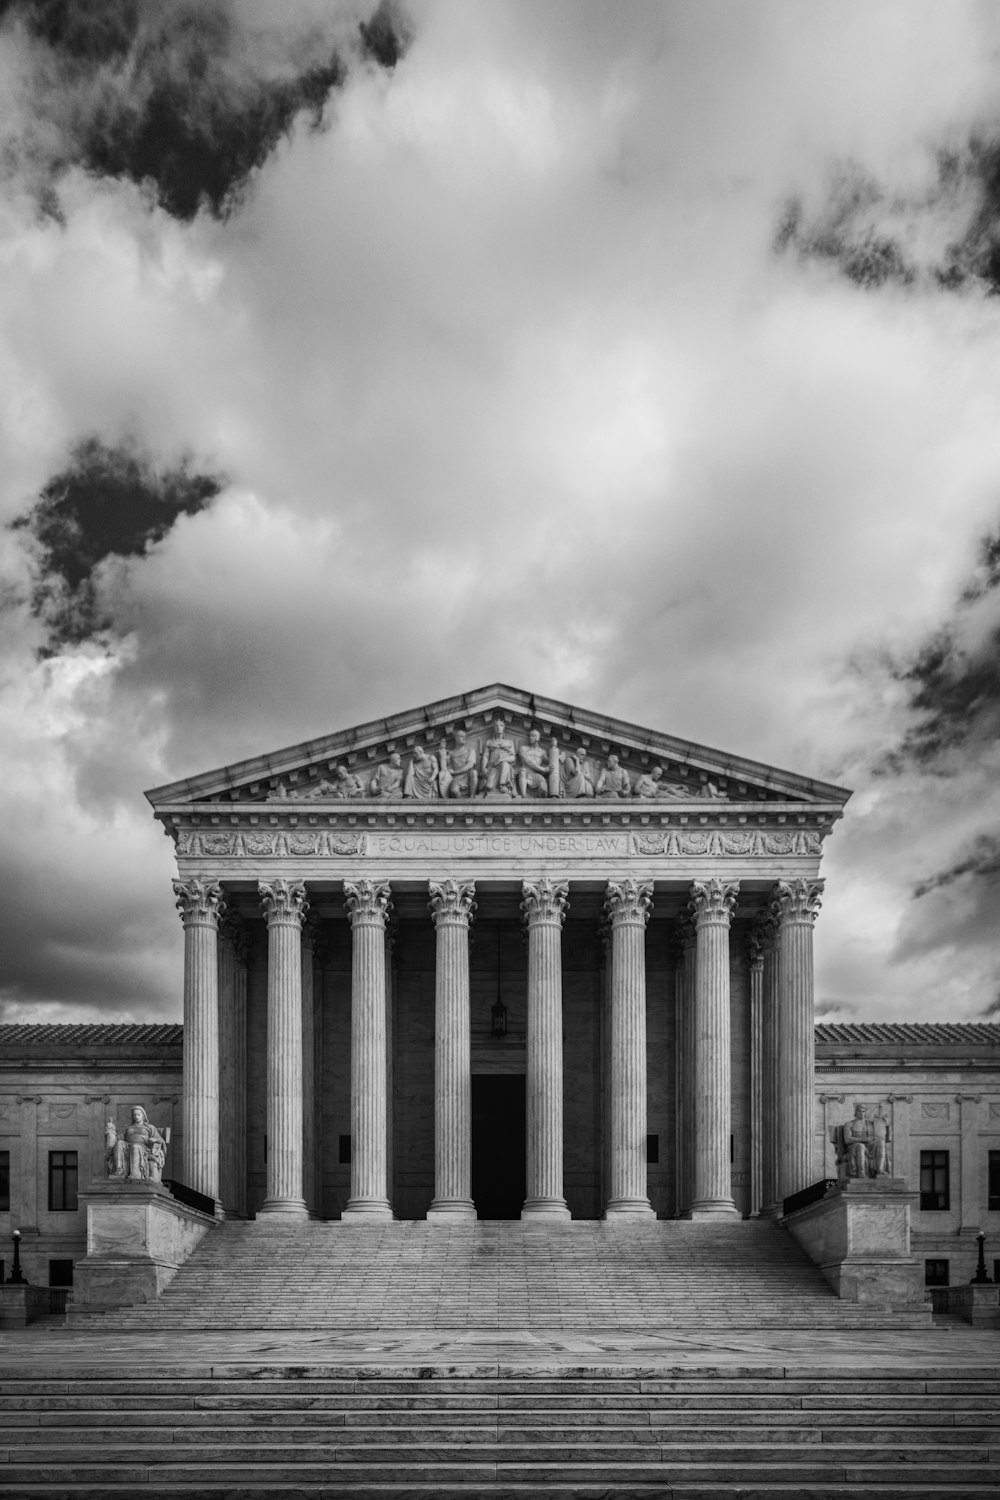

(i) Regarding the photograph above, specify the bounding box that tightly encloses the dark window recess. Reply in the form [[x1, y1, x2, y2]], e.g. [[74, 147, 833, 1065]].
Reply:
[[0, 1259, 5, 1285], [919, 1150, 949, 1211], [339, 1135, 352, 1165], [988, 1150, 1000, 1212], [646, 1135, 659, 1165], [48, 1259, 74, 1287], [263, 1136, 267, 1164], [48, 1151, 78, 1213], [924, 1258, 950, 1287], [730, 1134, 735, 1165], [0, 1149, 9, 1212], [994, 1259, 1000, 1286]]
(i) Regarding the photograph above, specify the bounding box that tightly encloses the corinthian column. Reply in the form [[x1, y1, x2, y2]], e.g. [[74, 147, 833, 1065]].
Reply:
[[773, 879, 823, 1203], [218, 912, 250, 1217], [343, 880, 394, 1220], [755, 910, 780, 1216], [673, 914, 696, 1216], [427, 880, 476, 1222], [174, 878, 225, 1208], [521, 879, 571, 1220], [258, 879, 309, 1218], [689, 878, 740, 1219], [603, 879, 655, 1217]]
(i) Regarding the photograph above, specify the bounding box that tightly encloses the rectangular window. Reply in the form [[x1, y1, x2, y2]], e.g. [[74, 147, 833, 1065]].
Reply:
[[919, 1149, 949, 1211], [646, 1134, 659, 1165], [0, 1149, 9, 1212], [47, 1150, 78, 1213], [988, 1150, 1000, 1212], [339, 1135, 352, 1165], [48, 1259, 74, 1287], [924, 1258, 950, 1286]]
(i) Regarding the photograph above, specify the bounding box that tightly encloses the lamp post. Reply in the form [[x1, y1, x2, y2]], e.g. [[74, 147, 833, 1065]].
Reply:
[[8, 1229, 27, 1286], [970, 1230, 993, 1285]]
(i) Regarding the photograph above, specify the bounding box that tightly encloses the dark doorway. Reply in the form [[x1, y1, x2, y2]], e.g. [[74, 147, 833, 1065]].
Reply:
[[471, 1074, 526, 1219]]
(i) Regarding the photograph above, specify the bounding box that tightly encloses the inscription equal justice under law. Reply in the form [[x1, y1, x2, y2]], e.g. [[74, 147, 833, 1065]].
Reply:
[[370, 832, 630, 857]]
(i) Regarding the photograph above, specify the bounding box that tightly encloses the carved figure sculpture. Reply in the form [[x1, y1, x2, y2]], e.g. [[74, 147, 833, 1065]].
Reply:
[[108, 1106, 167, 1183], [841, 1104, 872, 1179], [480, 716, 517, 796], [439, 729, 478, 799], [596, 753, 631, 798], [559, 749, 594, 798], [517, 729, 554, 797], [329, 765, 366, 798], [404, 744, 440, 799], [369, 752, 404, 798], [832, 1103, 892, 1181], [633, 766, 687, 799], [871, 1107, 892, 1176], [104, 1118, 118, 1176]]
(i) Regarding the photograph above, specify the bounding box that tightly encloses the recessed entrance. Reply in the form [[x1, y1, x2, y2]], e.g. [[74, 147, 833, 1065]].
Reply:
[[471, 1074, 526, 1219]]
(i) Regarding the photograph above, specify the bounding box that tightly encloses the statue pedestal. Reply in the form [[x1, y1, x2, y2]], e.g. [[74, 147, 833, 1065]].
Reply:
[[69, 1180, 216, 1315], [945, 1284, 1000, 1327], [782, 1179, 926, 1307]]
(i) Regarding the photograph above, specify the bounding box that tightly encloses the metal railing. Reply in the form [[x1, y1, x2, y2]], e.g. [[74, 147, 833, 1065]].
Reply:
[[164, 1179, 216, 1217], [782, 1179, 837, 1217]]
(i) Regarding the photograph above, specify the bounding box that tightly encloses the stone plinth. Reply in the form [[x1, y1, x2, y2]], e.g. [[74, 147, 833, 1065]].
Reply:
[[70, 1181, 215, 1313], [782, 1178, 925, 1307], [0, 1285, 54, 1327], [945, 1284, 1000, 1327]]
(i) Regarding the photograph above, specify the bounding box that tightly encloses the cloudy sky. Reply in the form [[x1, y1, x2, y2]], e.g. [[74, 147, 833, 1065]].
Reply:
[[0, 0, 997, 1027]]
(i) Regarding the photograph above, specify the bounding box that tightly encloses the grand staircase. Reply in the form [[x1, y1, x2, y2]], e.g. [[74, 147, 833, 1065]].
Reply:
[[68, 1219, 931, 1331], [2, 1363, 998, 1496]]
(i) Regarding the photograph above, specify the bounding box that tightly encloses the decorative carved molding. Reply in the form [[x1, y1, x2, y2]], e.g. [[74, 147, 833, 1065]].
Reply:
[[258, 879, 309, 927], [84, 1094, 112, 1106], [921, 1102, 950, 1120], [520, 878, 569, 926], [631, 829, 822, 858], [772, 878, 824, 925], [428, 879, 477, 925], [688, 879, 739, 926], [16, 1095, 43, 1105], [604, 878, 653, 927], [173, 878, 225, 926], [343, 879, 392, 927], [178, 830, 365, 858]]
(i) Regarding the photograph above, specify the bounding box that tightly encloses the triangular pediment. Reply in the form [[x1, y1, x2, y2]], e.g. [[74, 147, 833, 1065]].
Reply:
[[146, 684, 850, 812]]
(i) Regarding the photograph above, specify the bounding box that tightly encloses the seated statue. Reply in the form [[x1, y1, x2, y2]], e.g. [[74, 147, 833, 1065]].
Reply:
[[328, 765, 366, 798], [439, 729, 478, 798], [559, 749, 594, 798], [480, 717, 517, 796], [831, 1103, 891, 1181], [517, 729, 555, 797], [107, 1106, 168, 1184], [633, 766, 687, 799], [404, 745, 440, 799], [369, 753, 404, 798], [596, 754, 631, 798]]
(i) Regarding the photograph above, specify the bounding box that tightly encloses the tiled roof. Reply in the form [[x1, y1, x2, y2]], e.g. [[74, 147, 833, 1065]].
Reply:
[[0, 1024, 183, 1046], [816, 1023, 1000, 1046]]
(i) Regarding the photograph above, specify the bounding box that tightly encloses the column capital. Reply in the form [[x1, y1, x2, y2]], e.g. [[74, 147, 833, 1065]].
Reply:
[[219, 910, 252, 964], [521, 878, 569, 927], [259, 879, 309, 927], [771, 878, 823, 926], [604, 878, 653, 928], [174, 878, 225, 928], [344, 878, 392, 928], [428, 879, 477, 926], [689, 878, 738, 927]]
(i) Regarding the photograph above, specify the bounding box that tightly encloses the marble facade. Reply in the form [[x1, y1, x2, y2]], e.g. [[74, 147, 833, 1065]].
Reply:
[[148, 685, 843, 1227]]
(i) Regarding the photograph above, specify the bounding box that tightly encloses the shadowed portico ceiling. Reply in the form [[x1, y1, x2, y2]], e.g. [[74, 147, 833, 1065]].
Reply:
[[146, 684, 851, 811]]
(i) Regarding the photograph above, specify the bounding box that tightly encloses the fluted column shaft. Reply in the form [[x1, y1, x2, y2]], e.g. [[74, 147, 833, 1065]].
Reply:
[[218, 913, 249, 1217], [343, 880, 394, 1219], [300, 917, 319, 1217], [689, 879, 739, 1219], [521, 880, 571, 1219], [174, 879, 225, 1208], [774, 880, 823, 1203], [426, 881, 476, 1220], [748, 932, 764, 1218], [258, 880, 309, 1217], [604, 880, 655, 1217], [674, 917, 696, 1216], [759, 916, 780, 1216]]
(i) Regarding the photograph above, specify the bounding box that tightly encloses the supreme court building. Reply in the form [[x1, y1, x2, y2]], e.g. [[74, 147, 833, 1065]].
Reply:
[[146, 684, 846, 1227]]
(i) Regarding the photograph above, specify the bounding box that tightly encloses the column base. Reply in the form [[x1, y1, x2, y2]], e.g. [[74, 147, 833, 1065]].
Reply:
[[603, 1198, 655, 1218], [426, 1198, 477, 1222], [258, 1197, 309, 1218], [521, 1197, 571, 1221], [687, 1197, 740, 1220], [341, 1198, 394, 1221]]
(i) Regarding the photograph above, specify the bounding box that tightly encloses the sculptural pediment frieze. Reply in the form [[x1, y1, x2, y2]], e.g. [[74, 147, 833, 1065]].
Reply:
[[146, 684, 851, 818]]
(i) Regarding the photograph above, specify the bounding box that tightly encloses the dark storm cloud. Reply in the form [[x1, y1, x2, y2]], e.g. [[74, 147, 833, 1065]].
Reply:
[[11, 436, 221, 652], [912, 833, 1000, 897], [0, 0, 409, 220], [886, 525, 1000, 769], [775, 137, 1000, 294]]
